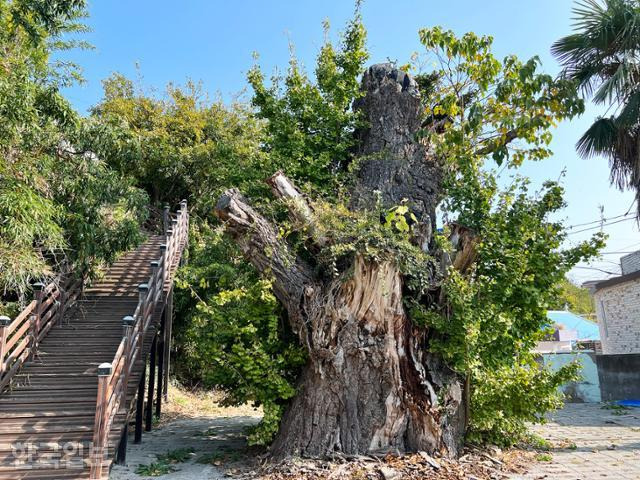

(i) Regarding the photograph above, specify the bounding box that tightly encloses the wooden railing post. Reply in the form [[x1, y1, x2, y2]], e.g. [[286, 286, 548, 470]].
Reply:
[[0, 316, 10, 376], [150, 261, 159, 303], [156, 316, 164, 418], [134, 365, 146, 444], [145, 334, 157, 432], [122, 316, 134, 406], [162, 205, 170, 235], [159, 244, 167, 289], [170, 217, 178, 262], [137, 284, 148, 352], [91, 362, 112, 479], [166, 227, 174, 282], [180, 199, 187, 237], [179, 200, 188, 266], [31, 282, 44, 356]]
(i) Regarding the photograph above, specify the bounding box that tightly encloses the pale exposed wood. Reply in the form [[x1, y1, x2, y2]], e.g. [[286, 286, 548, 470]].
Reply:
[[217, 66, 467, 459], [267, 171, 328, 247]]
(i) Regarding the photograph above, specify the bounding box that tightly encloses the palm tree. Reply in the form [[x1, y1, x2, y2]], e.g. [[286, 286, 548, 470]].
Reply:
[[552, 0, 640, 212]]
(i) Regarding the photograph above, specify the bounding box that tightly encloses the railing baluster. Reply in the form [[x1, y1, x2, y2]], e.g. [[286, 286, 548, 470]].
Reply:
[[137, 284, 148, 352], [91, 362, 112, 479], [0, 316, 10, 375], [166, 227, 174, 281], [31, 283, 44, 357], [150, 261, 159, 303], [162, 205, 170, 235], [160, 244, 167, 288], [122, 316, 134, 406]]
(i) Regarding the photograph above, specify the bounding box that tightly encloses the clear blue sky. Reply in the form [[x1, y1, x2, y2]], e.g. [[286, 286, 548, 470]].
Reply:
[[62, 0, 639, 283]]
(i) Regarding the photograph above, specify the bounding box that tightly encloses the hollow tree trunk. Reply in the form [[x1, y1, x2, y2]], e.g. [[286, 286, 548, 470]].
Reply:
[[216, 64, 465, 458]]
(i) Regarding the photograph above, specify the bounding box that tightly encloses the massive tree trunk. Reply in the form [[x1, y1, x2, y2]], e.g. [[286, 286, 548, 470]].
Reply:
[[215, 64, 465, 458]]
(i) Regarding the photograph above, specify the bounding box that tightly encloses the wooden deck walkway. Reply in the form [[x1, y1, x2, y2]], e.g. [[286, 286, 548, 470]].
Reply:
[[0, 205, 188, 479]]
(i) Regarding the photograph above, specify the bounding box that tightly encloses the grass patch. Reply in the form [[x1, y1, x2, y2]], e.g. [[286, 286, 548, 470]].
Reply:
[[601, 403, 630, 416], [135, 462, 176, 476], [135, 448, 195, 476], [536, 453, 553, 462], [522, 433, 552, 451], [197, 448, 243, 466], [160, 447, 195, 463]]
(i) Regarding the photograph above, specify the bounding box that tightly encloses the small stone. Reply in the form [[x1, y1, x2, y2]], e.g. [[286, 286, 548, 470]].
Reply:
[[418, 451, 441, 469], [379, 466, 400, 479]]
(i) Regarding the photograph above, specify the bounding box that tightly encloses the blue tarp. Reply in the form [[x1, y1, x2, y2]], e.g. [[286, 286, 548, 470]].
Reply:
[[546, 310, 600, 340]]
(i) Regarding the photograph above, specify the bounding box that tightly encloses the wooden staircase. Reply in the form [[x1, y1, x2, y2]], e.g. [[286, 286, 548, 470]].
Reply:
[[0, 204, 188, 479]]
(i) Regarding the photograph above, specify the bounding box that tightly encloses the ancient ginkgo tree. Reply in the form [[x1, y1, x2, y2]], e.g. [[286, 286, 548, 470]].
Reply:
[[212, 21, 603, 455]]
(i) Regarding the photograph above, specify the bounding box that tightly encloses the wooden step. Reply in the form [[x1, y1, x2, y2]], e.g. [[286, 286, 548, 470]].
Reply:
[[0, 234, 177, 479]]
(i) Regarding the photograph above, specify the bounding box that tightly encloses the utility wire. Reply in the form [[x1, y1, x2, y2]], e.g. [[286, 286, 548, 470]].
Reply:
[[573, 266, 620, 275], [624, 198, 637, 216], [565, 199, 636, 230], [567, 211, 634, 229], [618, 241, 640, 250], [598, 251, 637, 254], [566, 216, 636, 235]]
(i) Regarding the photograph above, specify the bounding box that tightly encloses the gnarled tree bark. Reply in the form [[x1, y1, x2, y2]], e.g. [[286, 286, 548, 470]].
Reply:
[[215, 63, 465, 458]]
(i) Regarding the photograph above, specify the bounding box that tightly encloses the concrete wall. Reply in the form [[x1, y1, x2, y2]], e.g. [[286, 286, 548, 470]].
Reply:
[[541, 352, 601, 403], [535, 341, 573, 353], [594, 277, 640, 354], [621, 251, 640, 275], [596, 354, 640, 401]]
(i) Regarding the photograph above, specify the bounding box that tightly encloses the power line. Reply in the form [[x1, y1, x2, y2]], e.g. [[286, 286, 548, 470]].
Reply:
[[594, 258, 623, 264], [566, 216, 636, 235], [566, 212, 634, 230], [565, 199, 636, 230], [573, 266, 620, 275], [624, 198, 637, 216], [598, 251, 637, 255], [619, 241, 640, 250]]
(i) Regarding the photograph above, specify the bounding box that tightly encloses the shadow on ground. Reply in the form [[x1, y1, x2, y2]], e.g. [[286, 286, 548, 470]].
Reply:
[[110, 416, 261, 480]]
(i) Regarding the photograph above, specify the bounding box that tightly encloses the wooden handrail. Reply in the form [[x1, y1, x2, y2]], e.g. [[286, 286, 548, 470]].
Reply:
[[90, 201, 188, 478], [0, 275, 83, 392]]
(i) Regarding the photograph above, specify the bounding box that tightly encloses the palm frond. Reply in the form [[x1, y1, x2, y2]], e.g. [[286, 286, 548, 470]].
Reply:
[[608, 125, 639, 190], [617, 90, 640, 127], [576, 116, 618, 158], [557, 0, 640, 216], [553, 0, 640, 95], [592, 57, 639, 104]]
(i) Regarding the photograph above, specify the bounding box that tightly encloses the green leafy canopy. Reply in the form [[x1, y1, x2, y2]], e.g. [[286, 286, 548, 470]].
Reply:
[[0, 0, 146, 316]]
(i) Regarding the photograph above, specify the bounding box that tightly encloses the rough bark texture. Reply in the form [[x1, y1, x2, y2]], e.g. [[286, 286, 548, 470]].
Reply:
[[352, 64, 443, 251], [215, 63, 465, 459]]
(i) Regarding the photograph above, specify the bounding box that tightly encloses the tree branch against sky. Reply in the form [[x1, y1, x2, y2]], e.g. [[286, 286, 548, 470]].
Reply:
[[57, 0, 637, 283], [1, 0, 634, 468]]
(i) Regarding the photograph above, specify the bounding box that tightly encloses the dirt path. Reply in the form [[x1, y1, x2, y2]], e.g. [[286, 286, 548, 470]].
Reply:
[[518, 403, 640, 480], [109, 415, 260, 480], [110, 396, 640, 480]]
